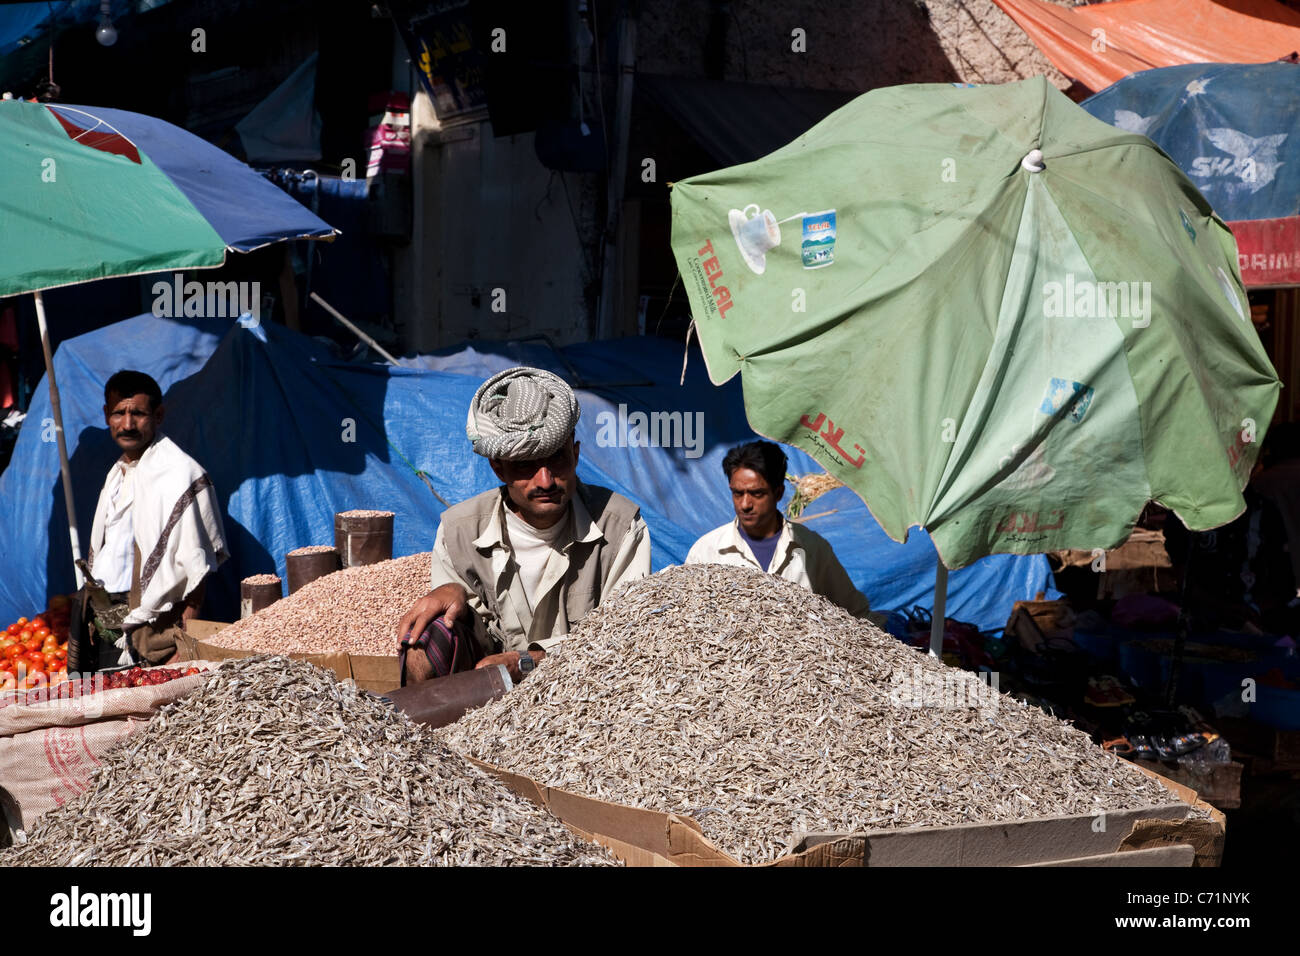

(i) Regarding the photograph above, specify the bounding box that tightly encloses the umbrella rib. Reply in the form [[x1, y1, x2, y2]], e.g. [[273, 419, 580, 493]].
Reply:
[[48, 105, 144, 153]]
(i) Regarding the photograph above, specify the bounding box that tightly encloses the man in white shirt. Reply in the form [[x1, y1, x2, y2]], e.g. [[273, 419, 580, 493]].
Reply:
[[686, 440, 879, 621], [397, 367, 651, 685], [82, 371, 228, 666]]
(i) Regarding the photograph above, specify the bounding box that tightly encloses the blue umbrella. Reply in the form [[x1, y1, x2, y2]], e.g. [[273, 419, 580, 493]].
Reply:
[[44, 104, 339, 251], [1082, 62, 1300, 286]]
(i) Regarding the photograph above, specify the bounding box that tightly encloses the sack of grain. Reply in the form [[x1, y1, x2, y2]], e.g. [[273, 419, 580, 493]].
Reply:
[[0, 663, 218, 834]]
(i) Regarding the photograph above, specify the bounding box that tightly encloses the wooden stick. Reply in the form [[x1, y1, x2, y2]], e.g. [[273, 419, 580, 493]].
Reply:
[[309, 292, 400, 366], [34, 290, 84, 588]]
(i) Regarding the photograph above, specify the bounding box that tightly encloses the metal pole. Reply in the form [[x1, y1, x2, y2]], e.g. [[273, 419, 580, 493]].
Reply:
[[928, 557, 948, 659], [34, 291, 84, 588], [309, 292, 401, 366], [596, 13, 637, 339]]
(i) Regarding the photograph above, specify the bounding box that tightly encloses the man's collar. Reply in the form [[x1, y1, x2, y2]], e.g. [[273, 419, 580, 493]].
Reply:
[[724, 516, 787, 548], [474, 484, 602, 550], [117, 434, 163, 469]]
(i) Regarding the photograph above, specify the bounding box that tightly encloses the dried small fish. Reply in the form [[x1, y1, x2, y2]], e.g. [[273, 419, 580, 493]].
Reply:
[[4, 656, 617, 867], [439, 564, 1181, 864]]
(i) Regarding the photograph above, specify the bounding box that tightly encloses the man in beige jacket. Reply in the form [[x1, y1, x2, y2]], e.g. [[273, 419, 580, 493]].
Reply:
[[397, 367, 650, 685]]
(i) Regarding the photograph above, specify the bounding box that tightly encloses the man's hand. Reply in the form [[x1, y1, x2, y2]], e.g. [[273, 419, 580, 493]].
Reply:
[[476, 649, 546, 683], [397, 583, 471, 684]]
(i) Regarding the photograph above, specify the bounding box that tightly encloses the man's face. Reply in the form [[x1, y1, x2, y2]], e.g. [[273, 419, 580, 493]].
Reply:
[[104, 392, 163, 458], [729, 467, 781, 537], [491, 438, 580, 529]]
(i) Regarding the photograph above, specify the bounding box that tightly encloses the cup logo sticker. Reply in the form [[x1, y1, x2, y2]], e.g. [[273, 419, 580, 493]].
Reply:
[[729, 204, 781, 275], [727, 204, 838, 275]]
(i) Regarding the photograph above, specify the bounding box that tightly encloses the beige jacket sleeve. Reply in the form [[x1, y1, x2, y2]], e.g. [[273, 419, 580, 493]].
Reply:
[[600, 514, 652, 600], [531, 515, 652, 653], [428, 523, 497, 653], [803, 531, 874, 620]]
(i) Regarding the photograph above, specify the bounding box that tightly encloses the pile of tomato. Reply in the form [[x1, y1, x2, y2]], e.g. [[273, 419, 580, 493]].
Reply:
[[0, 595, 73, 692]]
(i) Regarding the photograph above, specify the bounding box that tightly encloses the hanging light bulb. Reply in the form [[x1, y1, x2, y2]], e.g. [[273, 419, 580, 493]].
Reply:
[[96, 1, 118, 47]]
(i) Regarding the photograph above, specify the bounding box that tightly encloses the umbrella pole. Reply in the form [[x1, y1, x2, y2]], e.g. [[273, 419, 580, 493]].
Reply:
[[33, 291, 84, 589], [929, 558, 948, 658]]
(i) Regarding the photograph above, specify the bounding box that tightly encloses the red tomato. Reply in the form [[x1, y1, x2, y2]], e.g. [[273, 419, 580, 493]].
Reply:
[[5, 623, 19, 636], [31, 616, 47, 630], [2, 645, 23, 661], [0, 637, 14, 652], [22, 637, 43, 654], [34, 627, 50, 640], [15, 617, 27, 626]]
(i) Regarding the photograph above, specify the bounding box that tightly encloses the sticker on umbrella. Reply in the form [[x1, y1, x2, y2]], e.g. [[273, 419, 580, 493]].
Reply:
[[729, 204, 837, 274], [1039, 377, 1095, 423]]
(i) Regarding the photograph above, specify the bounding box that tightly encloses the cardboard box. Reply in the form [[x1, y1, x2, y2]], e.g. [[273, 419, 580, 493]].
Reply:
[[471, 757, 1224, 868], [1150, 760, 1243, 810], [177, 620, 401, 694]]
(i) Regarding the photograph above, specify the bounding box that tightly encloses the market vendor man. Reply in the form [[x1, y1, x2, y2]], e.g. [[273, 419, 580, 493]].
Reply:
[[686, 440, 882, 623], [397, 367, 651, 685], [80, 370, 228, 666]]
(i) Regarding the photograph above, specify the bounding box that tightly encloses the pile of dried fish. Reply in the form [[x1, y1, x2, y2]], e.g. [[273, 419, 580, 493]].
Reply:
[[3, 656, 617, 867], [439, 565, 1177, 864], [218, 552, 431, 656]]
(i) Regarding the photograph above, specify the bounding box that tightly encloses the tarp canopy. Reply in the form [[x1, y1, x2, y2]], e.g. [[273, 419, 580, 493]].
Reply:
[[1081, 61, 1300, 287], [235, 54, 323, 164], [992, 0, 1300, 92], [0, 315, 1056, 631]]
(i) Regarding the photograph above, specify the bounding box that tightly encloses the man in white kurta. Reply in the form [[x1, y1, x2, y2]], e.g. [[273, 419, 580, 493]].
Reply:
[[86, 371, 228, 665], [686, 440, 880, 623]]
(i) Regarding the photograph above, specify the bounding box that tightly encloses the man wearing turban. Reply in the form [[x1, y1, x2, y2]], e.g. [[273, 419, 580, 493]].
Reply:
[[397, 367, 651, 684]]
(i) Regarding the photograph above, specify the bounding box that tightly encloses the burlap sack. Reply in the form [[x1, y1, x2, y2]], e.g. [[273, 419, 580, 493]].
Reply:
[[0, 662, 219, 834]]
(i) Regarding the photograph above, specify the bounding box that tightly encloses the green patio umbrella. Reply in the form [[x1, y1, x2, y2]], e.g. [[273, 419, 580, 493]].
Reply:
[[669, 77, 1279, 653]]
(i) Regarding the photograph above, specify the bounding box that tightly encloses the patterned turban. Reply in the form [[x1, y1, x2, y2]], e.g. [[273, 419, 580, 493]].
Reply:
[[466, 367, 580, 460]]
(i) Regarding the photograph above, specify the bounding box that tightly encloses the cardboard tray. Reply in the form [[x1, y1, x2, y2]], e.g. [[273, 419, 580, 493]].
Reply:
[[176, 620, 400, 694], [471, 758, 1225, 868]]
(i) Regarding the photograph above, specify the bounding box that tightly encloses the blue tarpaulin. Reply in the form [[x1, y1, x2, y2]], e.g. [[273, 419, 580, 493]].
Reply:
[[1081, 62, 1300, 222], [0, 315, 1055, 631]]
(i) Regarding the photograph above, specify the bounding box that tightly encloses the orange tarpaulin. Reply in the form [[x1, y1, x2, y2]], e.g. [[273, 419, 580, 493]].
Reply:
[[993, 0, 1300, 91]]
